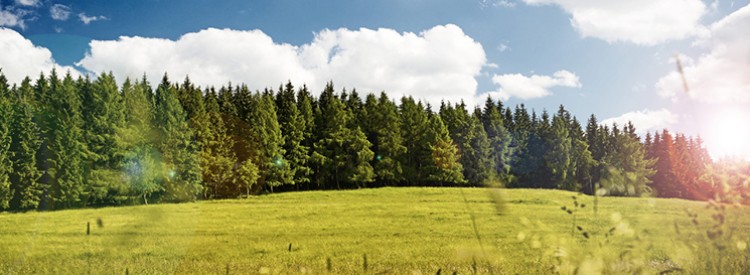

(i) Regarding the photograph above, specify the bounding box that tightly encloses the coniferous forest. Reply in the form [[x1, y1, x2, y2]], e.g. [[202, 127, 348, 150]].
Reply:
[[0, 70, 745, 211]]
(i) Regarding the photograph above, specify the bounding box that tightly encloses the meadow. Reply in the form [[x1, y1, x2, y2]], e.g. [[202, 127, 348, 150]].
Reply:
[[1, 187, 749, 274]]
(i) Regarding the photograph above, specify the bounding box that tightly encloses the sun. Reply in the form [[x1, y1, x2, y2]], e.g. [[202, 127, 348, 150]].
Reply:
[[703, 108, 750, 160]]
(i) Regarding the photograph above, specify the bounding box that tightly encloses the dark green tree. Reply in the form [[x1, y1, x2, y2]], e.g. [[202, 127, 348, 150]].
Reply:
[[44, 71, 86, 209], [0, 73, 12, 209], [400, 97, 431, 185], [154, 75, 202, 202], [8, 78, 43, 210], [80, 72, 128, 205], [276, 81, 312, 188], [481, 96, 513, 185]]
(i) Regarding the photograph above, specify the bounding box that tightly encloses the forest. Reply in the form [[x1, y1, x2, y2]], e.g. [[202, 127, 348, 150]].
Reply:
[[0, 70, 747, 211]]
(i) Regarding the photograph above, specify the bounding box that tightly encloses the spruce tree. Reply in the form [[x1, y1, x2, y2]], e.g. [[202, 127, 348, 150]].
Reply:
[[200, 89, 237, 198], [0, 73, 12, 209], [463, 113, 494, 185], [121, 77, 161, 204], [8, 78, 43, 210], [81, 72, 128, 205], [481, 96, 512, 184], [154, 75, 202, 202], [545, 114, 571, 189], [400, 97, 431, 185], [45, 71, 86, 209], [276, 81, 311, 188], [370, 92, 407, 184], [425, 113, 464, 184]]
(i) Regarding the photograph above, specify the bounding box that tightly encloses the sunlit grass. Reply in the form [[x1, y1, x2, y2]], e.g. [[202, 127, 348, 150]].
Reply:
[[1, 187, 749, 274]]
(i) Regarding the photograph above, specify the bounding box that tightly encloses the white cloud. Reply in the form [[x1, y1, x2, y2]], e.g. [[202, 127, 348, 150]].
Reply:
[[0, 6, 33, 29], [78, 13, 107, 24], [480, 0, 517, 8], [78, 25, 487, 107], [0, 28, 79, 84], [601, 108, 679, 133], [497, 43, 510, 52], [50, 4, 70, 21], [522, 0, 707, 45], [0, 10, 23, 28], [656, 4, 750, 103], [15, 0, 39, 7], [485, 70, 581, 100]]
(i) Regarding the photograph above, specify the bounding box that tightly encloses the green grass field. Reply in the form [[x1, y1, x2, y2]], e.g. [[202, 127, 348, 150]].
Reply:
[[1, 187, 749, 274]]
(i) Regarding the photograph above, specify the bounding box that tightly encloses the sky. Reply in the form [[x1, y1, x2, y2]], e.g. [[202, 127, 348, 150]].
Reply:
[[1, 0, 750, 158]]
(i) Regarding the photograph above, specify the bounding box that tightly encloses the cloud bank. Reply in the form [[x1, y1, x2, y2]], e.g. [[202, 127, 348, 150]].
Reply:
[[523, 0, 707, 45], [0, 28, 78, 84], [601, 108, 679, 133], [485, 70, 581, 101], [656, 4, 750, 103], [77, 24, 487, 106]]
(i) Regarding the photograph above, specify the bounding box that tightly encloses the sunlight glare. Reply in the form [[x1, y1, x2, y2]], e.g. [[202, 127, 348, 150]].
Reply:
[[704, 109, 750, 160]]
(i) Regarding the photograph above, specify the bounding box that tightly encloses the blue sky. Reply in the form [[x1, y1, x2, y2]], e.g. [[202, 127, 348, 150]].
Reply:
[[2, 0, 750, 157]]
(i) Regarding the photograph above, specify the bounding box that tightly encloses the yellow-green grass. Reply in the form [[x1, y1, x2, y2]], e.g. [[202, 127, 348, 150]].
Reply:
[[1, 187, 749, 274]]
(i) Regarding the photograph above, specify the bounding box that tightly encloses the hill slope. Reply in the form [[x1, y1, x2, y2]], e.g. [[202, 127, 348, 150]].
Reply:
[[1, 187, 748, 274]]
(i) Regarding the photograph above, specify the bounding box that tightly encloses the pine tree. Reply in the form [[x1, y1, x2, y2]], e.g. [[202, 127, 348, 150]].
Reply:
[[200, 88, 237, 198], [545, 114, 571, 189], [425, 113, 464, 184], [599, 123, 656, 196], [276, 81, 312, 188], [462, 113, 494, 185], [154, 75, 202, 202], [121, 77, 161, 204], [44, 71, 86, 209], [651, 129, 678, 198], [369, 92, 407, 184], [254, 92, 291, 191], [481, 96, 512, 185], [0, 73, 13, 209], [8, 78, 43, 210], [312, 83, 374, 188], [80, 72, 128, 205], [400, 97, 431, 185]]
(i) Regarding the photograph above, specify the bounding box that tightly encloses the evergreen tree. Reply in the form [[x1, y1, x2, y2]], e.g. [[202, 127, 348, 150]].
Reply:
[[425, 113, 464, 184], [400, 97, 431, 185], [312, 83, 374, 188], [599, 123, 656, 196], [481, 96, 512, 184], [462, 113, 494, 185], [545, 114, 571, 189], [200, 88, 237, 198], [8, 78, 43, 210], [0, 73, 12, 209], [154, 75, 202, 202], [276, 81, 312, 188], [121, 77, 161, 204], [369, 92, 407, 184], [651, 129, 678, 198], [80, 72, 128, 205], [44, 71, 86, 209], [253, 92, 291, 191]]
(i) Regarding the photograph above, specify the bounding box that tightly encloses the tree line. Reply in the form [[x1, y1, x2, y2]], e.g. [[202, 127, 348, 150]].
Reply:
[[0, 70, 735, 211]]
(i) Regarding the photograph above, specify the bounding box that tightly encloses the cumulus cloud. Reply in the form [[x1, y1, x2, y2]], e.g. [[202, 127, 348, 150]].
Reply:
[[601, 108, 679, 133], [78, 13, 107, 24], [656, 4, 750, 103], [50, 4, 70, 21], [0, 28, 79, 83], [523, 0, 707, 45], [0, 6, 32, 29], [78, 24, 487, 107], [485, 70, 581, 101]]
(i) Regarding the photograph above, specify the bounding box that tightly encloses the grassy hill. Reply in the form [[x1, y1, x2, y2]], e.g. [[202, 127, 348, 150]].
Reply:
[[1, 187, 749, 274]]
